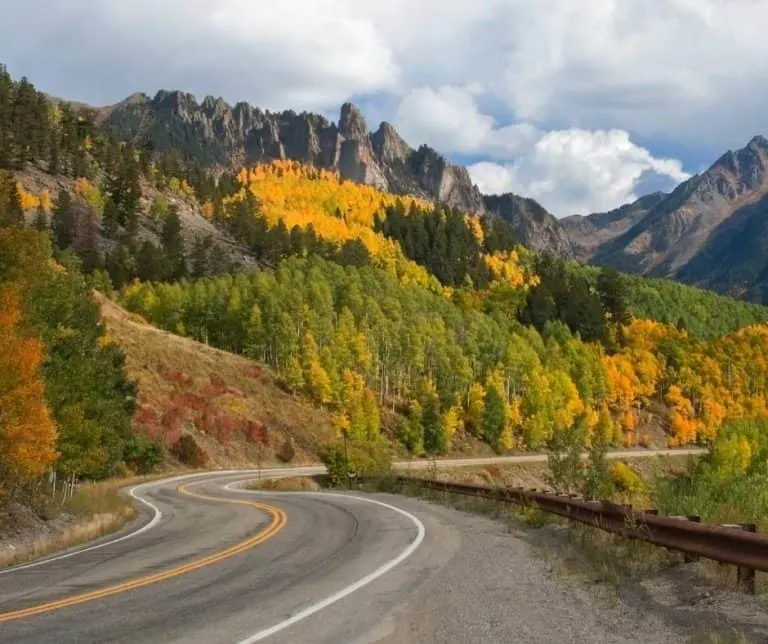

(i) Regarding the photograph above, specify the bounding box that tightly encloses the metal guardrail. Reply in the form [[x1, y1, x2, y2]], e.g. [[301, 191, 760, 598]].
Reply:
[[376, 475, 767, 593]]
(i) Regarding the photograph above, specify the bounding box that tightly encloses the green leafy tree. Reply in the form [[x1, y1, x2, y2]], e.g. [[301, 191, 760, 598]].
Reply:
[[483, 386, 507, 453]]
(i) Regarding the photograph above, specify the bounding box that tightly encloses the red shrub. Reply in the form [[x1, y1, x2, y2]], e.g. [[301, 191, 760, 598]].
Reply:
[[170, 392, 207, 412], [209, 374, 228, 396], [197, 408, 246, 445], [247, 421, 269, 445], [244, 366, 264, 379], [134, 405, 159, 426], [156, 361, 192, 386]]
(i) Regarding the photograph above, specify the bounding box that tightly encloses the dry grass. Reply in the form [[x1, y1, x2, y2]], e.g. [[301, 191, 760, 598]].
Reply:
[[98, 294, 336, 468], [405, 454, 692, 496], [0, 479, 138, 569], [246, 476, 321, 492], [0, 513, 131, 569]]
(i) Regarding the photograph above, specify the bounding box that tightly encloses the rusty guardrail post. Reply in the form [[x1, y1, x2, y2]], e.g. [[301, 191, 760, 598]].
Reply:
[[684, 516, 701, 563], [720, 523, 757, 594]]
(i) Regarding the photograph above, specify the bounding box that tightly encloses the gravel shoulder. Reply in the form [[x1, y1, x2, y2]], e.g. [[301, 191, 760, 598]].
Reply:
[[372, 493, 768, 644]]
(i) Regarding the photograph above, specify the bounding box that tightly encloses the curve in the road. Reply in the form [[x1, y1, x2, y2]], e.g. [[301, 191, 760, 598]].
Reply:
[[0, 482, 287, 624], [0, 470, 250, 577], [228, 487, 426, 644]]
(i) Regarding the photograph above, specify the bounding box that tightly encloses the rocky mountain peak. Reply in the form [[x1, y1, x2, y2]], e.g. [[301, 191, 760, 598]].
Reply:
[[102, 91, 532, 225], [575, 133, 768, 296], [703, 136, 768, 201], [748, 134, 768, 151], [201, 95, 231, 118], [338, 102, 368, 140], [484, 193, 573, 258], [371, 121, 410, 163], [122, 92, 149, 106]]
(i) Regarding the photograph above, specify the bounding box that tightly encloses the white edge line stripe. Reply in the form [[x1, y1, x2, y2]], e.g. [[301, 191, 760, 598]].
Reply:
[[227, 484, 426, 644]]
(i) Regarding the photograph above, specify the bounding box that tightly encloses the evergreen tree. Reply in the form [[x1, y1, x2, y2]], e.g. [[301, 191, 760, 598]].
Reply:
[[102, 197, 120, 238], [76, 209, 103, 273], [421, 388, 445, 455], [0, 65, 12, 169], [523, 284, 556, 330], [52, 190, 76, 250], [336, 238, 370, 267], [597, 267, 630, 326], [48, 128, 60, 175], [105, 244, 134, 289], [161, 206, 186, 279], [33, 204, 48, 231], [191, 235, 212, 278], [1, 177, 24, 226], [136, 241, 167, 282]]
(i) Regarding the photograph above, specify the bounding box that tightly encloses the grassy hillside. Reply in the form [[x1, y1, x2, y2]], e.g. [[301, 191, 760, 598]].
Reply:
[[98, 293, 336, 467]]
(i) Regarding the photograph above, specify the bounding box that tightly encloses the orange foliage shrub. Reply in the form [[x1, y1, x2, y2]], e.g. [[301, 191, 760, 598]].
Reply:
[[0, 287, 58, 485]]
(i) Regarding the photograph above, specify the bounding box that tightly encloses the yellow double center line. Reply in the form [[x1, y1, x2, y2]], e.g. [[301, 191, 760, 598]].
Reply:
[[0, 482, 287, 623]]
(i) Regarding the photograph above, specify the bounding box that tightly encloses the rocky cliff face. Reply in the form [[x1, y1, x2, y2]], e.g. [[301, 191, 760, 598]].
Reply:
[[101, 92, 485, 214], [484, 193, 574, 258]]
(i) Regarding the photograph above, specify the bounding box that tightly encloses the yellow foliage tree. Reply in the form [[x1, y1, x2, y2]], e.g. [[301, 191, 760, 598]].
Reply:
[[466, 382, 486, 436]]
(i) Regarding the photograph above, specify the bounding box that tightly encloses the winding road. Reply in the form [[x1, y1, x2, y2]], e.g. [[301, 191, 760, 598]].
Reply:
[[0, 449, 706, 643], [0, 470, 437, 643]]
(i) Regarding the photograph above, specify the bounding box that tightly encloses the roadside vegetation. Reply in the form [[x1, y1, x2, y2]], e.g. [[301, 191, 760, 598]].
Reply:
[[0, 477, 138, 568]]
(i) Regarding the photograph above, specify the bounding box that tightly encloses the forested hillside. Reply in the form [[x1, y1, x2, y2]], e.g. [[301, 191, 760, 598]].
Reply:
[[6, 63, 768, 494], [121, 253, 768, 458]]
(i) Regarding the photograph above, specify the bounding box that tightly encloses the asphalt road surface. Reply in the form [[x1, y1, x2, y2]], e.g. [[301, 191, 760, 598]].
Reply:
[[0, 470, 439, 643], [0, 450, 706, 643]]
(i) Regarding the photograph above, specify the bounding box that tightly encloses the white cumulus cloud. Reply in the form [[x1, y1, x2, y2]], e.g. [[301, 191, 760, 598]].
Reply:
[[394, 86, 541, 157], [2, 0, 399, 110], [470, 129, 690, 216]]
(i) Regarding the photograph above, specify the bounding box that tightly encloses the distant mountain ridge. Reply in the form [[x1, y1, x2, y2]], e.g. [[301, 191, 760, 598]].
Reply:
[[566, 135, 768, 301], [561, 192, 667, 263]]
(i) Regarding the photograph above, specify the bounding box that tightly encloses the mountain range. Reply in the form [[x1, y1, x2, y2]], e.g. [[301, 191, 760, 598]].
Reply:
[[96, 90, 573, 257], [96, 90, 768, 302], [563, 135, 768, 301]]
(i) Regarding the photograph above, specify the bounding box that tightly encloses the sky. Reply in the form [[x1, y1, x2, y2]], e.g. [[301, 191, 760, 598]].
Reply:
[[3, 0, 768, 216]]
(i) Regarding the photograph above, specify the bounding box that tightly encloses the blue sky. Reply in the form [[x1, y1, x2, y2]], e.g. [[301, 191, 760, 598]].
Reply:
[[4, 0, 768, 216]]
